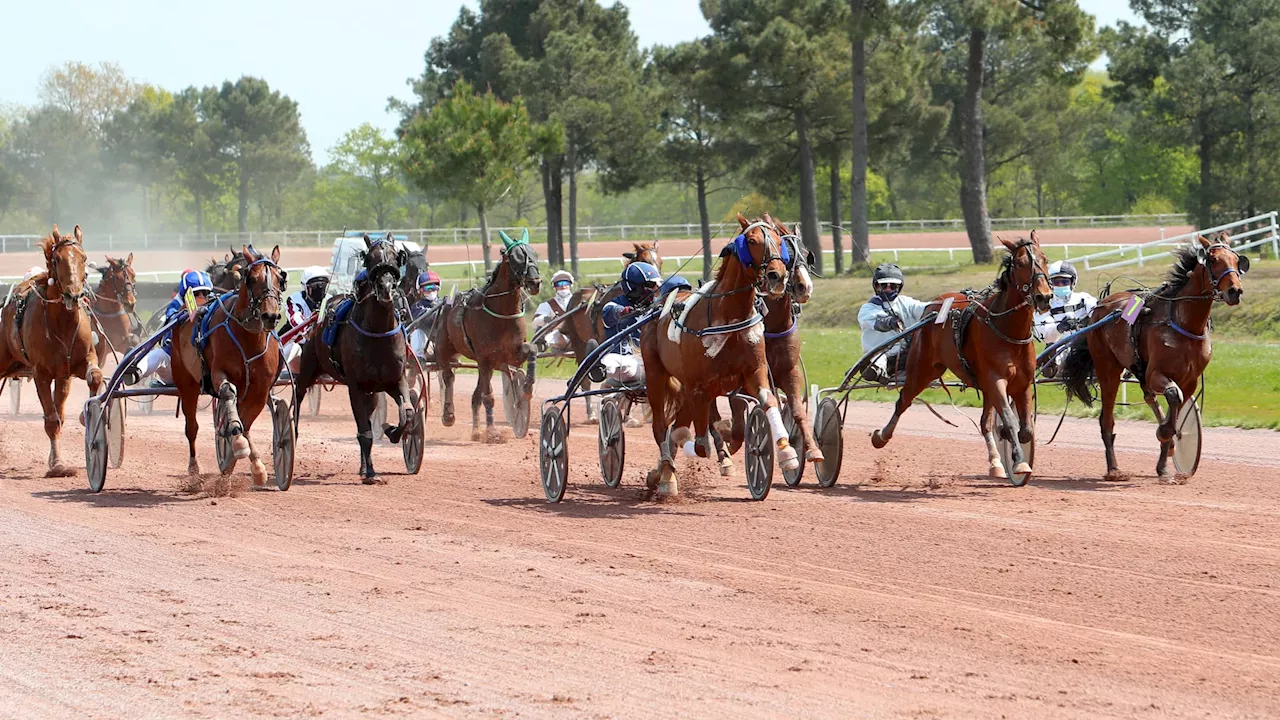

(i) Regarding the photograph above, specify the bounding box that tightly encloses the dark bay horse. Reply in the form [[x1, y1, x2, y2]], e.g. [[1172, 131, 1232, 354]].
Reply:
[[871, 233, 1052, 481], [170, 246, 285, 485], [208, 249, 248, 292], [400, 249, 429, 298], [294, 233, 417, 484], [1060, 234, 1246, 478], [89, 254, 139, 362], [0, 225, 103, 475], [640, 214, 793, 498], [432, 229, 541, 440]]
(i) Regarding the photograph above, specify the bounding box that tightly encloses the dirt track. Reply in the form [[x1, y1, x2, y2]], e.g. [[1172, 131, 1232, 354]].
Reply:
[[1, 376, 1277, 718]]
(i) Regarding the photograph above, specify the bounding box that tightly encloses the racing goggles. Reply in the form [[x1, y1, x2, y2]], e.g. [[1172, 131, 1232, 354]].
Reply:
[[553, 279, 573, 288], [874, 281, 902, 293], [1050, 276, 1073, 287]]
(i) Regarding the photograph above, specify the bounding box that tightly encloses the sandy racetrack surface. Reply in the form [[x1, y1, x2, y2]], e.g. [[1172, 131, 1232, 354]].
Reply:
[[0, 375, 1277, 718]]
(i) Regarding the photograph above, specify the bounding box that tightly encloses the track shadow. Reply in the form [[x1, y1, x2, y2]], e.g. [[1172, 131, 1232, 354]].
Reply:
[[486, 486, 707, 519], [31, 484, 207, 508], [783, 480, 988, 503]]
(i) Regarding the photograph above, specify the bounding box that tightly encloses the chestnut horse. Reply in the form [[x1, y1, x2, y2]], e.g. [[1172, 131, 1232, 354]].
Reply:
[[294, 233, 416, 484], [170, 246, 285, 485], [871, 233, 1052, 480], [715, 219, 819, 468], [0, 225, 103, 475], [89, 254, 140, 362], [1060, 234, 1246, 478], [640, 213, 795, 498], [432, 228, 542, 440]]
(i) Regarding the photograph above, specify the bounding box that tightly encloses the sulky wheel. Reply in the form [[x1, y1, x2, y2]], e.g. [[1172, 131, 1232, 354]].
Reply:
[[1172, 396, 1202, 476], [271, 397, 295, 490], [539, 407, 569, 503], [996, 413, 1035, 488], [212, 399, 237, 475], [812, 397, 844, 488], [597, 397, 626, 488], [403, 389, 425, 474], [779, 400, 805, 488], [84, 398, 108, 493], [504, 371, 532, 439], [744, 406, 775, 501], [9, 378, 20, 415], [106, 397, 126, 469], [307, 387, 321, 416]]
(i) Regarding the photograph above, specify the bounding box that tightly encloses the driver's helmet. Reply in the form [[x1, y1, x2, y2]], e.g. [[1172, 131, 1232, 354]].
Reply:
[[180, 271, 214, 302], [22, 265, 44, 282], [1048, 260, 1077, 292], [302, 266, 331, 287], [550, 270, 575, 289], [417, 270, 441, 292], [872, 263, 904, 302], [621, 261, 661, 303]]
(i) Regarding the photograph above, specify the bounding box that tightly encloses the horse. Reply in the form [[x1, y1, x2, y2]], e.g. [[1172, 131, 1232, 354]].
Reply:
[[169, 245, 285, 485], [400, 249, 429, 298], [0, 225, 103, 476], [713, 218, 820, 470], [640, 213, 795, 498], [294, 233, 417, 484], [870, 232, 1052, 481], [1060, 233, 1246, 479], [431, 228, 541, 441], [553, 242, 664, 423], [207, 249, 248, 293], [89, 254, 140, 362]]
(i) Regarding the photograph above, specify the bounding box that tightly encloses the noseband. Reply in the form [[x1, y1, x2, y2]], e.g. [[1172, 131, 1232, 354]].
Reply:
[[1200, 241, 1246, 300], [236, 256, 286, 328], [726, 221, 789, 295], [47, 238, 88, 303]]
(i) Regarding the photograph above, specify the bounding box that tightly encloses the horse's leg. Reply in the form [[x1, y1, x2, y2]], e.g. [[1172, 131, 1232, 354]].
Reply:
[[37, 375, 67, 476], [349, 388, 381, 484], [238, 395, 269, 487], [708, 406, 732, 476], [742, 369, 798, 472], [1152, 374, 1194, 478], [1095, 368, 1123, 476], [1142, 392, 1172, 477], [871, 360, 937, 450], [723, 395, 747, 455], [979, 396, 1004, 478], [1011, 380, 1035, 465], [179, 386, 201, 476], [471, 364, 491, 441], [582, 378, 597, 424], [440, 362, 456, 428], [215, 378, 250, 464], [990, 377, 1030, 476], [779, 366, 821, 464], [643, 369, 674, 494]]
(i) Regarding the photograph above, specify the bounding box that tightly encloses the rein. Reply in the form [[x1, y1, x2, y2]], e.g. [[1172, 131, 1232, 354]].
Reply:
[[969, 239, 1046, 345]]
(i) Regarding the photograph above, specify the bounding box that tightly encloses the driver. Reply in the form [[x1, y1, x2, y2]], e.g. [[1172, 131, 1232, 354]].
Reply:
[[123, 270, 214, 386], [409, 270, 442, 359], [858, 263, 928, 383], [598, 261, 661, 386], [281, 266, 331, 366], [532, 270, 576, 354], [1033, 260, 1097, 377]]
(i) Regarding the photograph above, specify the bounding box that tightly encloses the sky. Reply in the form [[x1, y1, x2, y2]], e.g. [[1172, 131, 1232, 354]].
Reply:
[[4, 0, 1137, 165]]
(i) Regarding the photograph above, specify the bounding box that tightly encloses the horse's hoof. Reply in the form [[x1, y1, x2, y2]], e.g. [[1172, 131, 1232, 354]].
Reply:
[[231, 436, 251, 459], [870, 430, 888, 449], [584, 415, 599, 425], [383, 423, 403, 444], [470, 430, 483, 442], [45, 464, 74, 478], [1013, 462, 1032, 475], [441, 412, 455, 428], [188, 461, 201, 476], [805, 448, 825, 463], [645, 467, 662, 491], [719, 458, 733, 476], [778, 446, 799, 472], [250, 462, 268, 487], [989, 463, 1008, 479], [625, 417, 644, 429], [362, 475, 386, 486]]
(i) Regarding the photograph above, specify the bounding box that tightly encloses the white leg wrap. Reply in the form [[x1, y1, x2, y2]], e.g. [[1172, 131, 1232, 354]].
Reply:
[[683, 440, 698, 458], [765, 406, 788, 444]]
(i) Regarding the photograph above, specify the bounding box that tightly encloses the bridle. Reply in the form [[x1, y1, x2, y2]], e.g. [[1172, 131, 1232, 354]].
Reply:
[[1198, 240, 1247, 302], [991, 238, 1048, 315], [722, 221, 790, 297], [231, 255, 287, 331], [45, 237, 89, 305], [480, 241, 540, 319], [93, 260, 136, 315]]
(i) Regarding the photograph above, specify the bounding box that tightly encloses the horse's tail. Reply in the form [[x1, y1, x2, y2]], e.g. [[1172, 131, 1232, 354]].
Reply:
[[662, 376, 683, 422], [1059, 333, 1095, 407]]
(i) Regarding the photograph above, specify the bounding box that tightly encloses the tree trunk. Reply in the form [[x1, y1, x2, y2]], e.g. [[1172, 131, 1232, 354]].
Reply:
[[849, 0, 871, 266], [1245, 90, 1256, 220], [960, 28, 994, 264], [477, 200, 492, 272], [237, 166, 249, 234], [795, 108, 824, 274], [541, 156, 564, 268], [194, 188, 204, 235], [567, 142, 580, 279], [696, 165, 712, 282], [1197, 114, 1213, 229], [829, 144, 844, 275]]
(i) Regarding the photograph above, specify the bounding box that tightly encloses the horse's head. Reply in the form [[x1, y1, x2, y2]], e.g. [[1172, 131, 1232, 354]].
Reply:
[[43, 224, 88, 310], [239, 244, 285, 327], [769, 218, 815, 304], [499, 228, 542, 296], [213, 248, 247, 291], [361, 232, 404, 303], [1198, 232, 1247, 306], [722, 213, 788, 299], [98, 253, 137, 311], [999, 231, 1051, 313], [623, 242, 663, 272]]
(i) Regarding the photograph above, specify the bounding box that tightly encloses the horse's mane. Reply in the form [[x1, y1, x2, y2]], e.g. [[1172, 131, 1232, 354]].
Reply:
[[1152, 245, 1201, 298], [40, 233, 59, 256]]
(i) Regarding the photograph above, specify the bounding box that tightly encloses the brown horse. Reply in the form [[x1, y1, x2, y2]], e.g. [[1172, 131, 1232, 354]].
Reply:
[[0, 225, 103, 475], [554, 242, 664, 422], [871, 233, 1052, 481], [715, 218, 819, 469], [1060, 234, 1246, 479], [640, 213, 793, 498], [89, 254, 139, 362], [294, 233, 416, 484], [170, 245, 285, 485], [432, 228, 542, 440]]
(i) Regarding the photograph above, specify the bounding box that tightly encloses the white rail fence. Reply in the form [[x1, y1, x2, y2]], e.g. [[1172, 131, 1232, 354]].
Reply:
[[0, 213, 1188, 253], [1073, 212, 1279, 271]]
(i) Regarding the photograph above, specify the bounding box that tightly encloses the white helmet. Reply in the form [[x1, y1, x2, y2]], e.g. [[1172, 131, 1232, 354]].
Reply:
[[22, 266, 44, 281], [550, 270, 574, 287], [1047, 260, 1077, 284], [302, 266, 330, 284]]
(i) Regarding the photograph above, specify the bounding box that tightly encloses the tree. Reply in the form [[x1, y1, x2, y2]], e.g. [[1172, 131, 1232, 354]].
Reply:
[[401, 81, 533, 270], [102, 87, 174, 232], [329, 123, 406, 228], [205, 77, 310, 233], [9, 105, 98, 225], [154, 87, 227, 234], [849, 0, 891, 269], [39, 61, 141, 138]]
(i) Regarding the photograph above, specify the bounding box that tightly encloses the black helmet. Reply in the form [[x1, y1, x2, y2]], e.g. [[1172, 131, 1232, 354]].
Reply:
[[872, 263, 904, 302]]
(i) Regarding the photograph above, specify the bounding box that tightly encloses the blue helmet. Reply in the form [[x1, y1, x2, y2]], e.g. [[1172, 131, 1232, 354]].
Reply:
[[180, 270, 214, 295], [621, 261, 661, 301]]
